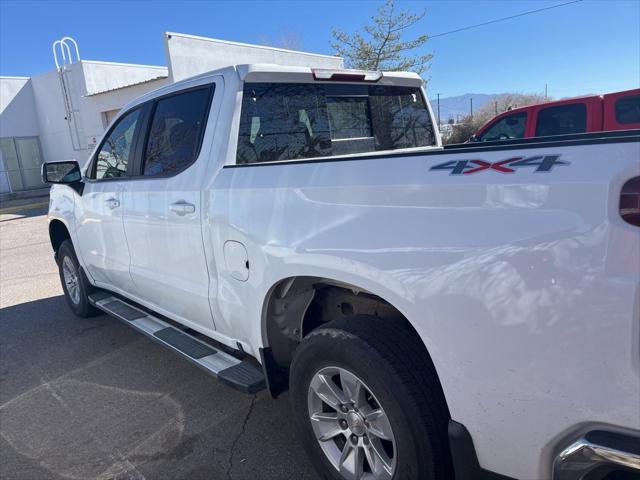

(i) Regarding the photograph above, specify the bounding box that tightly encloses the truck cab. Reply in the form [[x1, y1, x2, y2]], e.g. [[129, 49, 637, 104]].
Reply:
[[472, 88, 640, 142]]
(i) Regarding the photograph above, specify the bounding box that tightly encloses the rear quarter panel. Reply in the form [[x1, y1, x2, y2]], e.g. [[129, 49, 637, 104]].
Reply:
[[205, 139, 640, 479]]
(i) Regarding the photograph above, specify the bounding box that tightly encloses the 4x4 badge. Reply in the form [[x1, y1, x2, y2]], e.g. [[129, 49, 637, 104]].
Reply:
[[430, 155, 569, 175]]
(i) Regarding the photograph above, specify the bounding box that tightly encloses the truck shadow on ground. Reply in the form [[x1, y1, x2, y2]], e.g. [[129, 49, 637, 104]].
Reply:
[[0, 206, 49, 223], [0, 295, 318, 480]]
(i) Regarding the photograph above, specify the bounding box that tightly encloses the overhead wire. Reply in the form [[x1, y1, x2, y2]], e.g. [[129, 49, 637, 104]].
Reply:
[[429, 0, 583, 39]]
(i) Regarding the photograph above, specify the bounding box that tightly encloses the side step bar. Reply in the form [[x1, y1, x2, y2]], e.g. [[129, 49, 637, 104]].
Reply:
[[88, 292, 265, 394]]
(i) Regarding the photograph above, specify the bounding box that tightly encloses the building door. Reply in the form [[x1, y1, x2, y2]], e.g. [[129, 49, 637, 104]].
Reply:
[[0, 137, 45, 192]]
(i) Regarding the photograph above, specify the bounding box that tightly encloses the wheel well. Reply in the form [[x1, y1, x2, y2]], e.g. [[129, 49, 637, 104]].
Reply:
[[49, 220, 71, 256], [264, 276, 412, 367], [262, 276, 450, 410]]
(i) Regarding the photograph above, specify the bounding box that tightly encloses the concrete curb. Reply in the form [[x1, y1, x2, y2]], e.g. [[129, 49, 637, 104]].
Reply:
[[0, 187, 50, 203], [0, 200, 49, 215]]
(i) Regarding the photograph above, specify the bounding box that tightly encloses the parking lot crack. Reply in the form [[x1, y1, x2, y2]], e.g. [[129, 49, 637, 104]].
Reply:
[[226, 393, 258, 480]]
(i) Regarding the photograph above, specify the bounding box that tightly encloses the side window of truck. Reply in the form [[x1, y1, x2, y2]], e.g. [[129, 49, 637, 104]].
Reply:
[[90, 108, 141, 180], [142, 87, 212, 177], [535, 103, 587, 137], [615, 94, 640, 124], [236, 83, 435, 164], [478, 112, 527, 142]]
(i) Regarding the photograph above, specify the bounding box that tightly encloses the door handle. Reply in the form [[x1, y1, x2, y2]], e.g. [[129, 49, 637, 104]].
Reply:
[[104, 198, 120, 209], [169, 201, 196, 216]]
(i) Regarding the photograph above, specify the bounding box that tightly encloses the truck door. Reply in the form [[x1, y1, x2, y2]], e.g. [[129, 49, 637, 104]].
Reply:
[[121, 81, 220, 333], [75, 107, 142, 292]]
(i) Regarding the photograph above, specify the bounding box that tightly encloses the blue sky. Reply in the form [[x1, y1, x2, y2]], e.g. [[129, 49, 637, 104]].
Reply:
[[1, 0, 638, 98]]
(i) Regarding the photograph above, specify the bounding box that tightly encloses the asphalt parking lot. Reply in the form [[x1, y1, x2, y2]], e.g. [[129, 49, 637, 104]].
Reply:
[[0, 205, 319, 480]]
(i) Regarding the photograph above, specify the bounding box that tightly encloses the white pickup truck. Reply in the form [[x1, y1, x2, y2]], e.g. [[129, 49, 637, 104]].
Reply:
[[43, 64, 640, 480]]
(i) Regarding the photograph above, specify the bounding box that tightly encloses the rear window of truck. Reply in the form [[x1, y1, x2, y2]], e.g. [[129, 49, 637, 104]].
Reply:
[[236, 83, 435, 164]]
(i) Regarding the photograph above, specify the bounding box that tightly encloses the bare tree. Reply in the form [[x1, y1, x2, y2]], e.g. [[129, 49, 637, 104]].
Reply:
[[331, 0, 432, 74], [444, 92, 550, 144], [473, 92, 548, 127], [445, 120, 476, 145]]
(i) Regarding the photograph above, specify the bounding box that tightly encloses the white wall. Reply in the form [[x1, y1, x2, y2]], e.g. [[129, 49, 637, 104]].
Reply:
[[30, 65, 83, 163], [0, 77, 41, 192], [165, 32, 344, 82], [82, 76, 170, 157], [0, 77, 39, 137], [28, 63, 168, 166]]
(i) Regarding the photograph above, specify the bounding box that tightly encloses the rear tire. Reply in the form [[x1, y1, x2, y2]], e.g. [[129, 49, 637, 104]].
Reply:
[[57, 240, 99, 318], [290, 315, 452, 480]]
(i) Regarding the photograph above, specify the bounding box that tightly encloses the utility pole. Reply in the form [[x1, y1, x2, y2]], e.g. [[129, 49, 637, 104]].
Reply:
[[470, 97, 473, 120], [494, 101, 498, 116], [436, 93, 441, 129], [545, 83, 548, 101]]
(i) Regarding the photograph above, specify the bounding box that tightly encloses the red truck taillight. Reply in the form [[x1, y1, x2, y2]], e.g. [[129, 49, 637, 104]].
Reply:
[[620, 177, 640, 226]]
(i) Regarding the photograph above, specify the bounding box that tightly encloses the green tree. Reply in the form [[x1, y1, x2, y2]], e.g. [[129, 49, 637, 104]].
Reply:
[[331, 0, 432, 74]]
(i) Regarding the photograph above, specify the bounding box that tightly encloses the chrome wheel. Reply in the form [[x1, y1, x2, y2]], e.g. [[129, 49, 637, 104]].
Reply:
[[308, 366, 396, 480], [62, 256, 81, 305]]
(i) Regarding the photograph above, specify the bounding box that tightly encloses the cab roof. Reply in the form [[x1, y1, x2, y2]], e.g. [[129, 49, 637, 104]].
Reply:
[[120, 63, 424, 113]]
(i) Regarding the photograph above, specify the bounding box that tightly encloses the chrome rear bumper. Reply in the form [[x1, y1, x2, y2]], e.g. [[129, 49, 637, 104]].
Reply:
[[553, 430, 640, 480]]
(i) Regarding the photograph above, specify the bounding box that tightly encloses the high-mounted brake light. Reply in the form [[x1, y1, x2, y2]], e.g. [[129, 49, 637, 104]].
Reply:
[[311, 68, 383, 82], [620, 177, 640, 227]]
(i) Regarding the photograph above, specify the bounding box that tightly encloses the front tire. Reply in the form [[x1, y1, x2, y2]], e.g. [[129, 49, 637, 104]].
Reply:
[[57, 240, 98, 317], [290, 316, 452, 480]]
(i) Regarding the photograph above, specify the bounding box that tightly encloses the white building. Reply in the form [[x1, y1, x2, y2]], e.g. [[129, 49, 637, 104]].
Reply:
[[0, 32, 343, 196]]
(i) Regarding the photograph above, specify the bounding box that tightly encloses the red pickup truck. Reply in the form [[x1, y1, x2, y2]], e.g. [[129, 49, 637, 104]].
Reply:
[[472, 88, 640, 142]]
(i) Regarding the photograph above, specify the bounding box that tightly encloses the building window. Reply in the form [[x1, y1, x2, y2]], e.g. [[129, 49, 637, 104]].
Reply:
[[0, 137, 45, 192]]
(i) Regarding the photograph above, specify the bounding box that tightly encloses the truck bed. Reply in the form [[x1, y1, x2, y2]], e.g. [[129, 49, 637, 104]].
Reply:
[[212, 128, 640, 479]]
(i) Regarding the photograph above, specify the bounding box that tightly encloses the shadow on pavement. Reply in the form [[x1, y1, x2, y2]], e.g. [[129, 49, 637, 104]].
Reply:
[[0, 206, 49, 223], [0, 295, 318, 480]]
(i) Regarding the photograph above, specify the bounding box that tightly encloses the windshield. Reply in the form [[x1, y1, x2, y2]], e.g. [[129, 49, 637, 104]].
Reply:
[[236, 83, 436, 164]]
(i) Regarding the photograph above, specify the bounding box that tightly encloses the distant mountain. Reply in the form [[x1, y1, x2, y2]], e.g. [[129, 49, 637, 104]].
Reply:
[[428, 93, 495, 124]]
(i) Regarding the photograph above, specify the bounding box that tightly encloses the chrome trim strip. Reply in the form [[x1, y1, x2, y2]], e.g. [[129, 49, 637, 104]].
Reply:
[[200, 352, 240, 372], [131, 316, 166, 334], [553, 431, 640, 480]]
